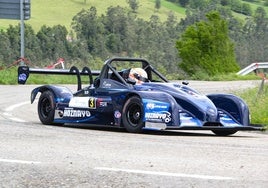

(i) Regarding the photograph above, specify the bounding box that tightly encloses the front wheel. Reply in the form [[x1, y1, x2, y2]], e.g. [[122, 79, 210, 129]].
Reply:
[[38, 90, 56, 125], [212, 130, 237, 136], [122, 96, 144, 133]]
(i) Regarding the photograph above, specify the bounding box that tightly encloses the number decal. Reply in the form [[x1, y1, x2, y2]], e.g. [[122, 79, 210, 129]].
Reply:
[[88, 97, 96, 109]]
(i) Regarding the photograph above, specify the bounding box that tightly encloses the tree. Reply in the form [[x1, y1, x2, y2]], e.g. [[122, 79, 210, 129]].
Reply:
[[24, 24, 42, 63], [220, 0, 230, 6], [103, 6, 129, 54], [253, 7, 268, 33], [179, 0, 189, 7], [6, 25, 20, 59], [241, 7, 268, 65], [0, 30, 12, 65], [36, 25, 69, 62], [188, 0, 209, 9], [72, 7, 107, 57], [241, 3, 252, 16], [155, 0, 161, 11], [176, 11, 239, 76], [127, 0, 139, 13]]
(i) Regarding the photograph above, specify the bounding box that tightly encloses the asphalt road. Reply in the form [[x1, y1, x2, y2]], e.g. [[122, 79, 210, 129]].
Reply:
[[0, 81, 267, 188]]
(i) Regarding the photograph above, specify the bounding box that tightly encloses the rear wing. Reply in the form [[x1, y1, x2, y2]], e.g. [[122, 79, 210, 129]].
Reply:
[[18, 65, 100, 91]]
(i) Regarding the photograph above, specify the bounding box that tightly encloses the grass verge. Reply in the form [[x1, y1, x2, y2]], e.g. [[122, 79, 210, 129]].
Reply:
[[235, 83, 268, 130]]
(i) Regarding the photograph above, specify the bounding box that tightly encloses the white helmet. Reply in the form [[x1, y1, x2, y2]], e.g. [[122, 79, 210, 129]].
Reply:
[[129, 68, 148, 84]]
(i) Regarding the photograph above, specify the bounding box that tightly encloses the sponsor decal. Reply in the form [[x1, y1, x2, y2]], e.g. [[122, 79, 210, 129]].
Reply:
[[58, 110, 64, 118], [145, 111, 171, 123], [59, 87, 72, 94], [143, 100, 170, 111], [102, 81, 112, 88], [146, 103, 154, 109], [114, 110, 121, 118], [18, 73, 27, 82], [63, 108, 91, 117], [99, 101, 108, 107], [18, 66, 29, 84], [146, 103, 169, 110], [69, 97, 96, 109]]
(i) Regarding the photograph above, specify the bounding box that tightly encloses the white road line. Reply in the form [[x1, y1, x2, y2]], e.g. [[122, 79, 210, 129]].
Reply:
[[95, 167, 236, 180], [9, 117, 27, 123], [4, 101, 29, 112], [2, 112, 27, 123], [0, 158, 41, 164], [2, 101, 29, 122]]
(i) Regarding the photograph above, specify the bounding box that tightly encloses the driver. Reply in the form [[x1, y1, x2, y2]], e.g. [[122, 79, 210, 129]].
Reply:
[[129, 68, 148, 84]]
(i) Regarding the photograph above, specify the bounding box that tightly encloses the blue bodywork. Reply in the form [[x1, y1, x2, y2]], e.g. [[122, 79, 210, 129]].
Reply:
[[29, 57, 258, 134]]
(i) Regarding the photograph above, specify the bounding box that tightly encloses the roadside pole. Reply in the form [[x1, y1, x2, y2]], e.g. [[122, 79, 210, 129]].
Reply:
[[20, 0, 25, 66]]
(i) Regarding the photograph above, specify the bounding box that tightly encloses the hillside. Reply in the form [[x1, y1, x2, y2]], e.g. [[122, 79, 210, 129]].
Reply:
[[0, 0, 186, 32], [1, 0, 267, 32]]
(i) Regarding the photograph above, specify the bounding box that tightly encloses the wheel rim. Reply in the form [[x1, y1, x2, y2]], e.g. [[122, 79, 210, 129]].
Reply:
[[40, 97, 52, 118], [127, 103, 142, 127]]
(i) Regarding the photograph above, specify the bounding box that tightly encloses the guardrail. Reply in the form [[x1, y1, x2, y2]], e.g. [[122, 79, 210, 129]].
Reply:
[[237, 62, 268, 76]]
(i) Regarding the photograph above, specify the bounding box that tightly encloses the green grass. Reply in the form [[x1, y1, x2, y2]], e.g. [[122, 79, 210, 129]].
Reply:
[[241, 0, 268, 13], [236, 85, 268, 129], [188, 72, 261, 81], [0, 0, 185, 32], [149, 0, 186, 14]]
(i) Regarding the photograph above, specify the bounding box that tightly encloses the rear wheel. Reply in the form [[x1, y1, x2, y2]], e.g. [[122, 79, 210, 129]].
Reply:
[[212, 130, 237, 136], [122, 96, 144, 133], [38, 90, 55, 125]]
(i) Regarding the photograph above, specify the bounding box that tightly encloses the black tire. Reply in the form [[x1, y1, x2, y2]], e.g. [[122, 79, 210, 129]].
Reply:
[[38, 90, 55, 125], [122, 96, 144, 133], [211, 130, 237, 136]]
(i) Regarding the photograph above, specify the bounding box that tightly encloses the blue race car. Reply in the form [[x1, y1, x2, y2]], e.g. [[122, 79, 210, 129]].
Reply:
[[19, 57, 261, 136]]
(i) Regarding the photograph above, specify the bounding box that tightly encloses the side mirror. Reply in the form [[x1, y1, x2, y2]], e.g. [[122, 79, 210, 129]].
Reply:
[[182, 80, 189, 85], [93, 77, 100, 88]]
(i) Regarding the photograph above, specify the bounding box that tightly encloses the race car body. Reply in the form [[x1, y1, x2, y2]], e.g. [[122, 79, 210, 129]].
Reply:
[[25, 57, 261, 136]]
